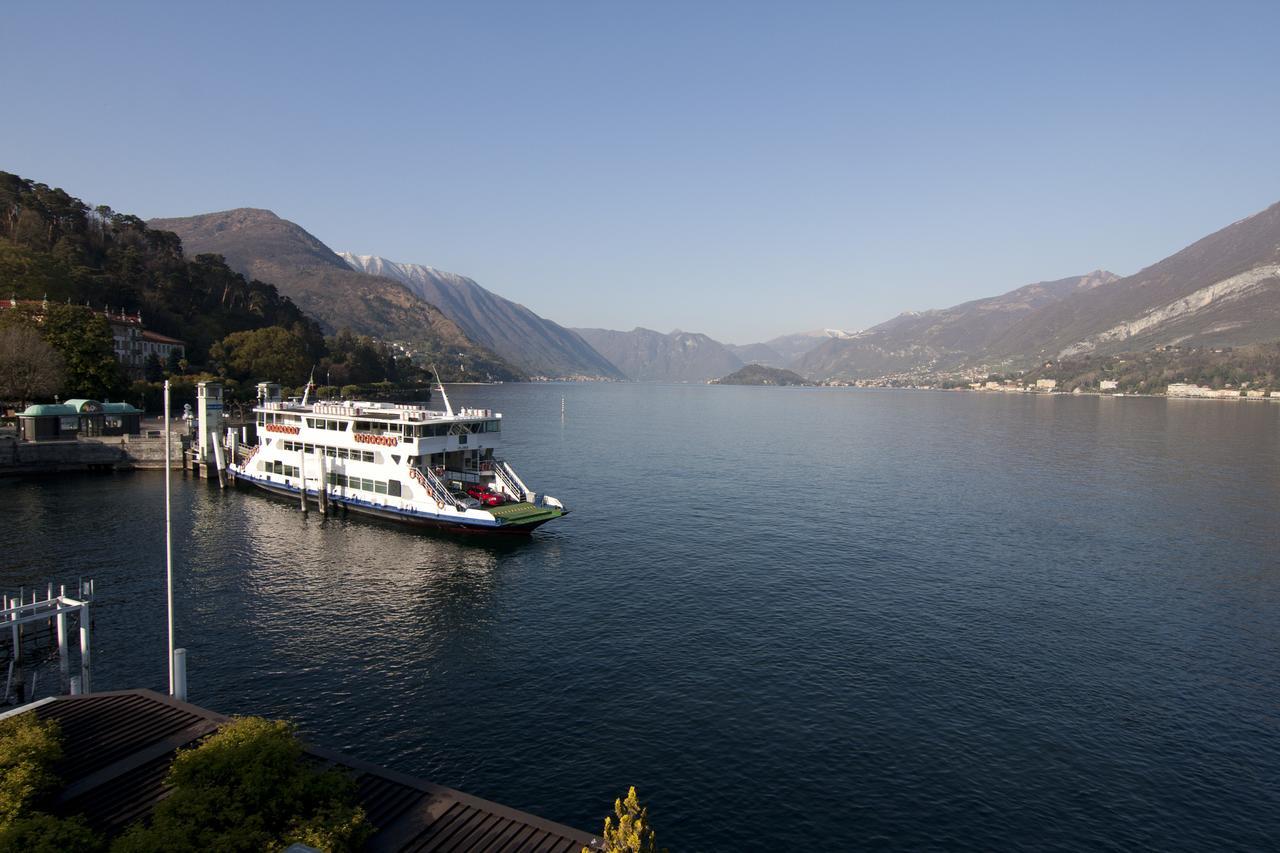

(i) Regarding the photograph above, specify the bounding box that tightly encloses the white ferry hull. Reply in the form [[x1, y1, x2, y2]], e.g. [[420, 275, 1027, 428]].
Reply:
[[231, 469, 563, 535]]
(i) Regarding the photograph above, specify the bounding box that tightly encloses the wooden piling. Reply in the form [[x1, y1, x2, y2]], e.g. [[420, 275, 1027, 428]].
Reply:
[[299, 450, 308, 515]]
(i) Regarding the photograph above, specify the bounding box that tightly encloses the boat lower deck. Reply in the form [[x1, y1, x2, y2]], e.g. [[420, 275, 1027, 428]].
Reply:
[[486, 501, 564, 526]]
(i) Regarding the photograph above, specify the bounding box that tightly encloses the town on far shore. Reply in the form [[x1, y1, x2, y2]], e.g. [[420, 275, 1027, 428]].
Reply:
[[801, 342, 1280, 400]]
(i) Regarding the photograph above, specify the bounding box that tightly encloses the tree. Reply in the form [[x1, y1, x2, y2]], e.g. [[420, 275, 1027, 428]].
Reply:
[[583, 788, 666, 853], [111, 717, 369, 853], [39, 304, 124, 399], [143, 352, 164, 382], [209, 327, 310, 385], [0, 326, 64, 406]]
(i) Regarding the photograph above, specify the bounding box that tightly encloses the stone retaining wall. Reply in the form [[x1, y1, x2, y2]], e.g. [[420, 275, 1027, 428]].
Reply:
[[0, 430, 188, 475]]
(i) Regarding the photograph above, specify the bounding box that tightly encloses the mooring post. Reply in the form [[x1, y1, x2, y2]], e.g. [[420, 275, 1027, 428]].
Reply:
[[57, 586, 69, 695], [79, 599, 92, 695], [299, 449, 308, 514], [318, 453, 328, 516], [174, 648, 188, 701], [69, 675, 81, 695], [10, 594, 19, 665]]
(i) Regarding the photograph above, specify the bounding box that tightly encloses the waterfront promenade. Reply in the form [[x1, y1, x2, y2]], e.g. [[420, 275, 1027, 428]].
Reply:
[[0, 418, 186, 476]]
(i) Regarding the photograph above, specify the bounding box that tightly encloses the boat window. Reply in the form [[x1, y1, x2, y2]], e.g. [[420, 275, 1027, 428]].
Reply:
[[325, 447, 337, 458], [457, 433, 467, 445], [362, 451, 376, 462], [387, 480, 401, 497], [485, 420, 500, 433], [391, 455, 400, 464], [374, 481, 388, 495]]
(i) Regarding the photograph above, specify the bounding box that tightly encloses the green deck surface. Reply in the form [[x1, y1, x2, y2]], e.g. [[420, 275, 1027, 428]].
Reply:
[[488, 501, 563, 525]]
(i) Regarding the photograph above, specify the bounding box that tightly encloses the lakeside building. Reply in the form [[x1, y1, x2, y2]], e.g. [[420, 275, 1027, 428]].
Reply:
[[18, 400, 143, 440], [1167, 383, 1242, 399], [1100, 380, 1119, 391], [1, 299, 186, 379], [1035, 379, 1058, 390], [140, 328, 186, 365]]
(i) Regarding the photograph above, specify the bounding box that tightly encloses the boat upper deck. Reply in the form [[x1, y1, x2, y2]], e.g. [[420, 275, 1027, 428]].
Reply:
[[256, 400, 500, 426]]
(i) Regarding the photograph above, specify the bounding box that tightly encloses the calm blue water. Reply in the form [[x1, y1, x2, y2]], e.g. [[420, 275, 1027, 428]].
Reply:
[[4, 385, 1280, 851]]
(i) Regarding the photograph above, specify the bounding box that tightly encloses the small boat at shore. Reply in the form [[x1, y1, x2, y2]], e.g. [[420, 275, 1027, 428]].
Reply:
[[228, 381, 566, 535]]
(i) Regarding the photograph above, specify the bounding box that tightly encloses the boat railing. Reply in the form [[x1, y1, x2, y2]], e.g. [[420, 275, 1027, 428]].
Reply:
[[411, 465, 464, 509], [491, 460, 530, 501]]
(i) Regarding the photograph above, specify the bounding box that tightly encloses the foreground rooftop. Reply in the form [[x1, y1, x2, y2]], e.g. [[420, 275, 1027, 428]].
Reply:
[[22, 690, 598, 852]]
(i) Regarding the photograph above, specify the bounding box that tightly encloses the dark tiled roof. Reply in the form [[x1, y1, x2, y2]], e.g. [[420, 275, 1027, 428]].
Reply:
[[27, 690, 598, 852]]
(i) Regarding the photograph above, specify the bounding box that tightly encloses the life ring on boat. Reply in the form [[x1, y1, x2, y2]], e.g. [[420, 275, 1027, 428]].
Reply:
[[436, 498, 445, 510]]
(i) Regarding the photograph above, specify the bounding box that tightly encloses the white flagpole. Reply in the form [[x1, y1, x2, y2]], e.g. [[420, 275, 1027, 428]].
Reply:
[[164, 380, 175, 695]]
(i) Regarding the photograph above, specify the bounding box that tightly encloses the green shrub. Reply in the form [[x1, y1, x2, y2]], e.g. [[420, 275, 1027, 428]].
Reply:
[[0, 713, 63, 827], [0, 713, 105, 852], [584, 787, 666, 853], [111, 717, 369, 853], [0, 811, 104, 852]]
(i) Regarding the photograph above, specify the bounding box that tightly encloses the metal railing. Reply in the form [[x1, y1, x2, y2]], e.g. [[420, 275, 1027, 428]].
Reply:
[[410, 465, 464, 508], [491, 460, 529, 501]]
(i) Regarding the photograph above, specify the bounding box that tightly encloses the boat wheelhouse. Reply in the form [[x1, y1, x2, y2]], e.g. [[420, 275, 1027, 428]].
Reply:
[[229, 382, 565, 534]]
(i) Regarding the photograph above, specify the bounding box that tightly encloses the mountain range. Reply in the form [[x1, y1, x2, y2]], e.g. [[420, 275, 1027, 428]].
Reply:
[[148, 209, 523, 380], [796, 271, 1121, 380], [337, 254, 622, 380], [571, 327, 745, 382], [799, 200, 1280, 381], [148, 196, 1280, 385]]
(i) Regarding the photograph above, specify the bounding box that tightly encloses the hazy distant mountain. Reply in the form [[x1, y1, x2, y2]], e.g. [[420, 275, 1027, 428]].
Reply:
[[726, 341, 786, 367], [796, 271, 1119, 380], [339, 253, 622, 379], [982, 202, 1280, 365], [572, 327, 743, 382], [148, 209, 522, 379], [764, 329, 858, 366]]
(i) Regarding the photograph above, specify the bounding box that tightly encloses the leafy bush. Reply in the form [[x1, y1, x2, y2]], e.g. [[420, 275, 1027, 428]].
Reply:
[[0, 713, 104, 852], [0, 714, 63, 826], [111, 717, 369, 853], [584, 787, 666, 853], [1, 811, 105, 852]]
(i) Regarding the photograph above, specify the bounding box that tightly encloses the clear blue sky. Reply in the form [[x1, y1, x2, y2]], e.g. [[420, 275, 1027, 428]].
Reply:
[[7, 1, 1280, 343]]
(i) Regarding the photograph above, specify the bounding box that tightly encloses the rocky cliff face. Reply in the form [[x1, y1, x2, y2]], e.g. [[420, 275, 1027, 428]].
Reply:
[[339, 253, 622, 379]]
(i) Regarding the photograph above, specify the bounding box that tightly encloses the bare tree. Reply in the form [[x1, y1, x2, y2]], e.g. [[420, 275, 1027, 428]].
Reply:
[[0, 326, 65, 408]]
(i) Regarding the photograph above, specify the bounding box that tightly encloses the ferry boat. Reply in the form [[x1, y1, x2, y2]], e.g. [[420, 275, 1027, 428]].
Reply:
[[228, 381, 566, 535]]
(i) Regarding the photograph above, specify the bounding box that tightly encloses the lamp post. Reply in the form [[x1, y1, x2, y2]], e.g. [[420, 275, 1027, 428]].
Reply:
[[164, 381, 175, 696]]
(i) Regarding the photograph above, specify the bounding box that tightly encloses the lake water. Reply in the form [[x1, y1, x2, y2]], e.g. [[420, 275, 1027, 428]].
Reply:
[[4, 385, 1279, 850]]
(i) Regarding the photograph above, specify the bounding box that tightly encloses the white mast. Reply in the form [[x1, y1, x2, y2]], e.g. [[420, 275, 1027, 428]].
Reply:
[[301, 366, 316, 407], [433, 365, 454, 417]]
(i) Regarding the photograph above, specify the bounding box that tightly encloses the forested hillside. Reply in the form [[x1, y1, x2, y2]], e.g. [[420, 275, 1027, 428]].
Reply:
[[0, 172, 323, 365]]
